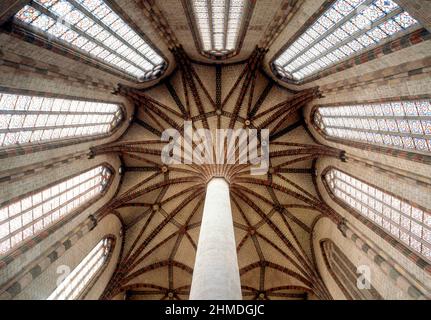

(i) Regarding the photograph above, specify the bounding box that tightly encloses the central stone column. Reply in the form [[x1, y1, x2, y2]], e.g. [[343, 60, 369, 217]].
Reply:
[[190, 178, 242, 300]]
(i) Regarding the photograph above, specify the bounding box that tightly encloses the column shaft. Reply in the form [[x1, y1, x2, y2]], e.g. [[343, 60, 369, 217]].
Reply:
[[190, 178, 242, 300]]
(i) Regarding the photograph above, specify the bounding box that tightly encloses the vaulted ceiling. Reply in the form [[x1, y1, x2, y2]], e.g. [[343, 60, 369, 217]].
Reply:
[[91, 46, 345, 300], [1, 0, 429, 301]]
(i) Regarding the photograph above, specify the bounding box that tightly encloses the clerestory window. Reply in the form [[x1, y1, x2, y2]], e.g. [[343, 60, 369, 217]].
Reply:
[[14, 0, 167, 81], [325, 168, 431, 261], [273, 0, 419, 82], [0, 166, 112, 256], [314, 99, 431, 154], [0, 92, 123, 148]]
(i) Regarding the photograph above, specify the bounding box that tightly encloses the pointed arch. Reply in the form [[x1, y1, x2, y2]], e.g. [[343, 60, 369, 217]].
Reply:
[[321, 166, 431, 264], [0, 164, 115, 260]]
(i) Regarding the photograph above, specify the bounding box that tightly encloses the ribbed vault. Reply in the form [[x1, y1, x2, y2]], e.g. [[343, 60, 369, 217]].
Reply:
[[92, 48, 345, 300]]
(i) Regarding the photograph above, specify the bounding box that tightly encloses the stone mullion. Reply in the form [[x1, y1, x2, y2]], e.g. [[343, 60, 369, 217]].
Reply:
[[283, 0, 374, 68], [278, 28, 431, 85], [0, 215, 97, 300], [0, 181, 100, 243], [0, 109, 115, 116], [326, 124, 431, 140], [331, 252, 366, 299], [67, 0, 155, 67], [30, 1, 149, 74], [0, 120, 111, 134], [332, 244, 382, 300], [329, 260, 361, 300], [290, 6, 404, 74], [333, 179, 430, 246], [320, 241, 354, 300]]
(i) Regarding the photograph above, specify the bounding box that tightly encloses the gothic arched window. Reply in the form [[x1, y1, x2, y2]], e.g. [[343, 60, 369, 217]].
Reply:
[[324, 168, 431, 262], [314, 99, 431, 154], [14, 0, 167, 82], [273, 0, 419, 82], [0, 166, 112, 256], [320, 240, 382, 300], [48, 237, 114, 300], [0, 92, 123, 148], [186, 0, 253, 58]]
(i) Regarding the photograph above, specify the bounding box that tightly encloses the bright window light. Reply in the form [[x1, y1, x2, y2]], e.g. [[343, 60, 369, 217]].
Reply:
[[15, 0, 166, 81], [314, 99, 431, 154], [326, 169, 431, 261], [273, 0, 419, 81], [191, 0, 247, 56], [0, 92, 123, 148], [0, 166, 112, 256], [48, 237, 113, 300]]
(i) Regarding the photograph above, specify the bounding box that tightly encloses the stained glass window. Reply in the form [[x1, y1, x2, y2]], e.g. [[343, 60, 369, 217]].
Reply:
[[48, 237, 113, 300], [325, 169, 431, 261], [0, 166, 112, 256], [314, 99, 431, 154], [273, 0, 419, 81], [191, 0, 248, 56], [0, 92, 123, 148], [15, 0, 166, 81]]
